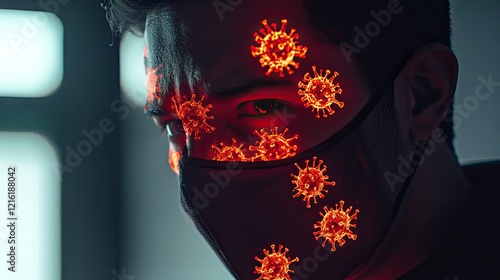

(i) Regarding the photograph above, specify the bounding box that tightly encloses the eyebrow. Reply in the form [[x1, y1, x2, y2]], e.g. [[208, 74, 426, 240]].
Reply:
[[143, 78, 294, 117], [209, 79, 293, 100]]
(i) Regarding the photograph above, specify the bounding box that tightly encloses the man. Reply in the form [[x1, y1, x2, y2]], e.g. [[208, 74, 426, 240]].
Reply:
[[103, 0, 500, 279]]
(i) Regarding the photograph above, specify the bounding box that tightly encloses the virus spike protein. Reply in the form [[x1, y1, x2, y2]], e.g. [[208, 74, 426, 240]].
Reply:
[[210, 138, 250, 162], [251, 19, 308, 77], [298, 66, 344, 118], [248, 127, 298, 161], [254, 244, 299, 280], [171, 94, 215, 140], [313, 200, 359, 252], [291, 156, 336, 208]]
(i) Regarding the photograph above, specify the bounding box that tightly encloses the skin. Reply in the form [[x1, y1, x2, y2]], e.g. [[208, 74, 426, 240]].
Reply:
[[144, 0, 474, 278]]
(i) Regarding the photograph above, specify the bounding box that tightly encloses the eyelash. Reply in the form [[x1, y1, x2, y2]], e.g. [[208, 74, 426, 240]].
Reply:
[[238, 99, 287, 118]]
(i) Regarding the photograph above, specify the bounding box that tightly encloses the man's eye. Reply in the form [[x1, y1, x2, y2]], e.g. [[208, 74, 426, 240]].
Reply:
[[238, 99, 285, 117], [165, 119, 185, 137]]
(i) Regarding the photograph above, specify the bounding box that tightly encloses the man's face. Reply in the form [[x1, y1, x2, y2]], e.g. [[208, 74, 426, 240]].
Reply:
[[144, 0, 402, 277], [145, 0, 372, 161]]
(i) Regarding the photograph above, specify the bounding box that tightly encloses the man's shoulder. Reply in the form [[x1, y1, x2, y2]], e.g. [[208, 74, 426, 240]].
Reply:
[[462, 160, 500, 194], [400, 160, 500, 280]]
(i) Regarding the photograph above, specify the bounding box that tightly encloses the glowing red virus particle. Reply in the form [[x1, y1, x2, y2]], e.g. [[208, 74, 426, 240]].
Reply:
[[313, 200, 359, 252], [291, 156, 336, 208], [254, 244, 299, 280], [143, 45, 148, 59], [251, 19, 308, 77], [171, 94, 215, 140], [169, 149, 182, 175], [249, 127, 298, 161], [210, 138, 250, 162], [146, 65, 163, 104], [298, 66, 344, 118]]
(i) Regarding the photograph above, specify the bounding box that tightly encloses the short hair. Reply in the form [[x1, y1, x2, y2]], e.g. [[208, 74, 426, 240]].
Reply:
[[103, 0, 455, 151]]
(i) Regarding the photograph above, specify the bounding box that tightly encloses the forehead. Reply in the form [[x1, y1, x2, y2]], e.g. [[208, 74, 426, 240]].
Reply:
[[142, 0, 369, 116]]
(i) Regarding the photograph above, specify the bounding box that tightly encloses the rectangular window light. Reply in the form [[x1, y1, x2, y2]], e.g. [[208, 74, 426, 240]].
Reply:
[[0, 132, 61, 280], [0, 9, 63, 97], [120, 32, 147, 107]]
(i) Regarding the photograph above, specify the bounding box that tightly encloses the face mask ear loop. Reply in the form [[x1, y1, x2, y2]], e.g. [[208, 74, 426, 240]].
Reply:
[[390, 140, 429, 219]]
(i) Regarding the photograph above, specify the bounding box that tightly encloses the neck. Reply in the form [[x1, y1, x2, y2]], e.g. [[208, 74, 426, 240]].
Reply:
[[347, 142, 474, 279]]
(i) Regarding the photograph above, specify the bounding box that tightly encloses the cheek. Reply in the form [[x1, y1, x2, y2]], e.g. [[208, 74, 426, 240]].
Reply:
[[168, 144, 182, 175]]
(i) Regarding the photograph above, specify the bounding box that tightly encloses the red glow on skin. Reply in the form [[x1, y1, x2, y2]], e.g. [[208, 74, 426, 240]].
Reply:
[[313, 200, 359, 252], [298, 66, 344, 118], [291, 156, 336, 208], [143, 45, 148, 59], [146, 65, 163, 104], [251, 19, 308, 77], [249, 127, 298, 161], [208, 127, 298, 162], [171, 94, 215, 140], [254, 244, 299, 280], [169, 148, 182, 175]]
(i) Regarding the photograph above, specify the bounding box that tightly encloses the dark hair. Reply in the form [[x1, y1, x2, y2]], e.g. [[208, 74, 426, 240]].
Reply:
[[103, 0, 455, 151]]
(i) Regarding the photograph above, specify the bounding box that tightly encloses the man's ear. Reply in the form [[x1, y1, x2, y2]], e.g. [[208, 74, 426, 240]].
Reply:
[[399, 43, 458, 140]]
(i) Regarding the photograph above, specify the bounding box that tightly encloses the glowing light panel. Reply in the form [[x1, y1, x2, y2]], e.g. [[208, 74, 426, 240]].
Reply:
[[0, 132, 61, 280], [251, 19, 308, 77], [119, 32, 147, 107], [0, 9, 63, 97], [298, 66, 344, 118], [291, 156, 335, 208], [171, 94, 215, 140], [254, 244, 299, 280], [313, 200, 359, 252]]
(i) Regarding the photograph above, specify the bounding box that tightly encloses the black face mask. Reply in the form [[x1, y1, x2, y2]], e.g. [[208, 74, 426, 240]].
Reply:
[[178, 61, 411, 280]]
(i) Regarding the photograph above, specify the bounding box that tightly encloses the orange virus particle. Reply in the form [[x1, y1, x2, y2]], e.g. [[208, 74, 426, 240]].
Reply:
[[298, 66, 344, 118], [210, 138, 250, 162], [168, 149, 182, 175], [313, 200, 359, 252], [249, 127, 298, 161], [254, 244, 299, 280], [171, 94, 215, 140], [251, 19, 308, 77], [291, 156, 336, 208], [146, 65, 163, 104], [143, 45, 148, 59]]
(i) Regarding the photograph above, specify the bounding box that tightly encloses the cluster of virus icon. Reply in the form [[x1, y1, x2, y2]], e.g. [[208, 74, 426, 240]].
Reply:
[[144, 19, 360, 280], [171, 94, 216, 140], [209, 127, 299, 162], [254, 244, 299, 280], [291, 156, 336, 208], [254, 154, 359, 279], [251, 19, 308, 77], [210, 127, 298, 162]]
